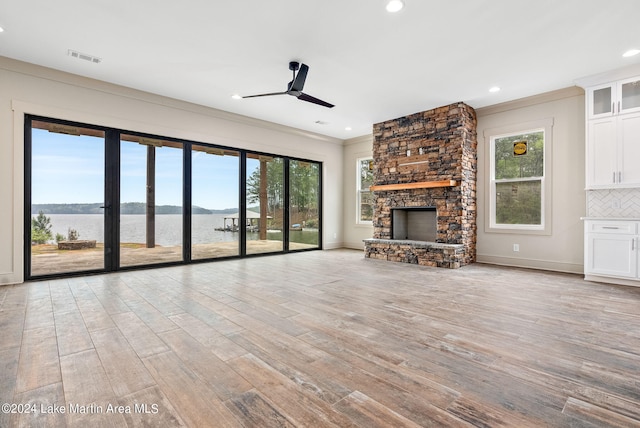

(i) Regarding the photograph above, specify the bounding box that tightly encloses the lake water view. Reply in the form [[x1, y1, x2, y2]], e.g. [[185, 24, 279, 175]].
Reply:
[[37, 214, 319, 246]]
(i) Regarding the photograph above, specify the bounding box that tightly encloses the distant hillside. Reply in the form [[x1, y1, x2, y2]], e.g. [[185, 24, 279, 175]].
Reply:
[[31, 203, 237, 215], [32, 203, 105, 215]]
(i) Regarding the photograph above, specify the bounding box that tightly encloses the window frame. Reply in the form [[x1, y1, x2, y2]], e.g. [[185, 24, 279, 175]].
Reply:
[[356, 157, 374, 225], [485, 118, 553, 235]]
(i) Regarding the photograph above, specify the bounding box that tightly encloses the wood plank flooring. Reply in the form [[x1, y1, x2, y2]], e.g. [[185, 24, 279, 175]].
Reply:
[[1, 249, 640, 427]]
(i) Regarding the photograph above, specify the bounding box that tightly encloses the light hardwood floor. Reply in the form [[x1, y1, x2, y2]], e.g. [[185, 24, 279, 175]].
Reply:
[[1, 249, 640, 427]]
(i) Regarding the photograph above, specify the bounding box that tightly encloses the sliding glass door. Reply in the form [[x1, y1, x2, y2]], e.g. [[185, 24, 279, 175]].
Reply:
[[29, 120, 106, 276], [246, 154, 284, 255], [26, 116, 322, 279], [191, 145, 240, 260], [120, 135, 184, 267], [289, 160, 321, 250]]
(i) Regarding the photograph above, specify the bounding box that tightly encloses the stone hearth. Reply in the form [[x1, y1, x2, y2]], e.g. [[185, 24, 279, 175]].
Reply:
[[364, 102, 477, 268]]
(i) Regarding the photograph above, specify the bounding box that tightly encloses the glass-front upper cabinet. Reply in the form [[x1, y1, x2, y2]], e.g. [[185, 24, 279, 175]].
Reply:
[[588, 76, 640, 119], [620, 76, 640, 114], [589, 83, 613, 118]]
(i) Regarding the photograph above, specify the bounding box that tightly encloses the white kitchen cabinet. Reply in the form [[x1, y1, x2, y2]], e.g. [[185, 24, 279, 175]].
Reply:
[[587, 111, 640, 187], [587, 117, 617, 186], [619, 112, 640, 184], [584, 220, 640, 285], [584, 72, 640, 189], [586, 234, 636, 278], [581, 68, 640, 286]]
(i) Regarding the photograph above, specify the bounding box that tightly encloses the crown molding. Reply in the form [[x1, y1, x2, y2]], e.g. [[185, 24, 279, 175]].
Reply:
[[476, 86, 584, 117], [343, 134, 373, 146], [575, 62, 640, 88]]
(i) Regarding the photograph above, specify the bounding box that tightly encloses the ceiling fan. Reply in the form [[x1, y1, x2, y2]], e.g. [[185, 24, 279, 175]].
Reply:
[[242, 61, 334, 108]]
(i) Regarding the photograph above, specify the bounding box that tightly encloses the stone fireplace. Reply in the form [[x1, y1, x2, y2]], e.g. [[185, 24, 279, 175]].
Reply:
[[364, 102, 477, 268]]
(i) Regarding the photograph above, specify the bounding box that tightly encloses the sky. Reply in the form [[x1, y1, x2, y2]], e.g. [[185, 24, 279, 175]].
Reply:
[[32, 129, 244, 210]]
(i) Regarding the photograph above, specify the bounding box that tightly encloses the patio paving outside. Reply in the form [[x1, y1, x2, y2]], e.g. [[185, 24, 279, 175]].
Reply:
[[30, 240, 316, 276]]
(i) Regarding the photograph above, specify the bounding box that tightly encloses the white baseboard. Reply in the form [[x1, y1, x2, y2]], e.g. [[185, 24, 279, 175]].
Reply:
[[477, 254, 583, 275], [584, 274, 640, 288], [323, 242, 345, 250], [342, 241, 365, 250]]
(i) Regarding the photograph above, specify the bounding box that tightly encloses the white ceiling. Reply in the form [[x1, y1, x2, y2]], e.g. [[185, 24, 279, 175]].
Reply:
[[1, 0, 639, 139]]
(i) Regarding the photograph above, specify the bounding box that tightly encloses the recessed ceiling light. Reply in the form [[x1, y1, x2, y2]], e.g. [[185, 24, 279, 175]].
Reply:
[[231, 94, 242, 100], [386, 0, 404, 13], [623, 49, 640, 58], [345, 127, 352, 131], [0, 26, 4, 33], [489, 86, 501, 93]]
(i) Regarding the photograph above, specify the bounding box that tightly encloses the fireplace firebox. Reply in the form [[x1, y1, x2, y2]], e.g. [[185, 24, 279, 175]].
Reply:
[[392, 207, 436, 241]]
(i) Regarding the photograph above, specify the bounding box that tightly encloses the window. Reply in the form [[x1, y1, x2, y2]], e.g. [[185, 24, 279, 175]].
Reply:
[[357, 158, 374, 224], [486, 119, 552, 234]]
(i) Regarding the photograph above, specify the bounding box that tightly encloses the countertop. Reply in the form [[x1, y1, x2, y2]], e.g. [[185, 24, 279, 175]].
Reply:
[[581, 217, 640, 221]]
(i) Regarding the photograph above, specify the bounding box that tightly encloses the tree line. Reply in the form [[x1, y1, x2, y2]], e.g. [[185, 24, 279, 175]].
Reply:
[[246, 159, 320, 226]]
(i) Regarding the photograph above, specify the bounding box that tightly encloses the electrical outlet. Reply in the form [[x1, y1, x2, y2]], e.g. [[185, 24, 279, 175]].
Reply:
[[513, 244, 520, 252]]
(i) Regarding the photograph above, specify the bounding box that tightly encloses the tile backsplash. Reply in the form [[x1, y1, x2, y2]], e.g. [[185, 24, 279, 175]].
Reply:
[[587, 188, 640, 218]]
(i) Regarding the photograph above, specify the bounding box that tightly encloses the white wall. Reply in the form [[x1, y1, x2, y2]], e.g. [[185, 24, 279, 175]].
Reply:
[[342, 135, 374, 249], [0, 56, 344, 285], [476, 87, 586, 273]]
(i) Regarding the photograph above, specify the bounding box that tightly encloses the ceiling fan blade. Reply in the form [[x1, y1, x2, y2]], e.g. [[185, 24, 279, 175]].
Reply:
[[290, 63, 308, 92], [297, 92, 335, 108], [242, 91, 287, 99], [243, 62, 333, 107]]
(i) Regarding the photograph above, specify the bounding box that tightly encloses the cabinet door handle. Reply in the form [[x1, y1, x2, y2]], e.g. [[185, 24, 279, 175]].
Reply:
[[619, 171, 622, 183], [602, 226, 620, 229], [618, 101, 621, 114], [612, 102, 615, 115], [613, 171, 616, 183]]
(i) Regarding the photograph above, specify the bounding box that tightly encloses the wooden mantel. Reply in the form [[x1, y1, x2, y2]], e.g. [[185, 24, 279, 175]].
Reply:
[[370, 180, 457, 192]]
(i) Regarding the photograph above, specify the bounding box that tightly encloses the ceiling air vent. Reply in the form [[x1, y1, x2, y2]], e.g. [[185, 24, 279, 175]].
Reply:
[[68, 49, 102, 64]]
